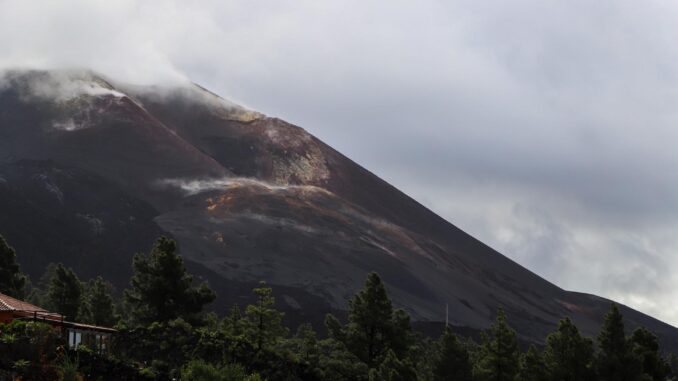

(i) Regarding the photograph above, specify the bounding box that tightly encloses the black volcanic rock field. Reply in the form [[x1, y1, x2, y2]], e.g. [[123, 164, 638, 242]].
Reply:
[[1, 69, 676, 350]]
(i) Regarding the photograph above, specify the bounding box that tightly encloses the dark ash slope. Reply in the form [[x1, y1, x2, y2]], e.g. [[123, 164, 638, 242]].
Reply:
[[0, 70, 675, 350]]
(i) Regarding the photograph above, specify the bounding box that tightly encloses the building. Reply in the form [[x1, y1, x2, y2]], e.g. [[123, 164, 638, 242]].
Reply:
[[0, 292, 115, 354]]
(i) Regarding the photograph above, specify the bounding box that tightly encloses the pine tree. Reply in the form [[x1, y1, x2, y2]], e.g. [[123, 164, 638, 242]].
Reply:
[[668, 353, 678, 380], [325, 313, 346, 343], [347, 272, 396, 367], [80, 276, 117, 326], [596, 304, 642, 381], [124, 237, 216, 325], [46, 263, 83, 321], [293, 323, 320, 367], [318, 338, 370, 380], [27, 263, 59, 307], [326, 272, 412, 368], [516, 345, 548, 381], [630, 327, 670, 381], [0, 234, 27, 299], [473, 308, 520, 381], [390, 309, 413, 358], [433, 326, 473, 381], [407, 334, 438, 380], [244, 281, 288, 351], [222, 304, 245, 337], [543, 317, 594, 381], [368, 349, 418, 381]]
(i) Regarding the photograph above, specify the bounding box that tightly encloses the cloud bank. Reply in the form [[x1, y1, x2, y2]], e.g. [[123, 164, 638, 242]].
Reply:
[[2, 0, 678, 324]]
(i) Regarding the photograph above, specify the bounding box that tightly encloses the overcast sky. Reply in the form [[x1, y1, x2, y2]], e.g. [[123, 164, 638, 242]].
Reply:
[[2, 0, 678, 325]]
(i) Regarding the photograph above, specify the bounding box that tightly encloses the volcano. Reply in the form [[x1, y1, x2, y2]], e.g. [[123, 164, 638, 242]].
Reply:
[[1, 69, 676, 349]]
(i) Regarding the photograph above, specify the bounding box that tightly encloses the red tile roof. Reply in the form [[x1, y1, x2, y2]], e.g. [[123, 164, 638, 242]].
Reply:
[[0, 292, 49, 313], [0, 292, 115, 332]]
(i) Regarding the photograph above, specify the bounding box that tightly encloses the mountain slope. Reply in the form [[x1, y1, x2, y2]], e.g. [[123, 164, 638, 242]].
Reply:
[[0, 69, 676, 350]]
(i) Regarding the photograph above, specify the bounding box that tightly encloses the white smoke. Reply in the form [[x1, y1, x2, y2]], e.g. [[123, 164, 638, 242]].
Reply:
[[158, 177, 330, 196], [25, 71, 126, 101]]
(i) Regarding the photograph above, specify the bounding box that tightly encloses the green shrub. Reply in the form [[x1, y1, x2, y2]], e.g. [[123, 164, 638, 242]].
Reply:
[[0, 320, 61, 380], [181, 359, 225, 381], [180, 360, 260, 381], [58, 353, 82, 381]]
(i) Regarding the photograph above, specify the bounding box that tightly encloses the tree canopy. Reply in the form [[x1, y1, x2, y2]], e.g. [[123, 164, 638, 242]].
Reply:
[[596, 304, 642, 381], [0, 234, 27, 299], [543, 317, 594, 381], [80, 276, 117, 327], [2, 234, 678, 381], [326, 272, 412, 368], [124, 236, 216, 325], [473, 308, 520, 381], [45, 263, 83, 321], [433, 326, 473, 381]]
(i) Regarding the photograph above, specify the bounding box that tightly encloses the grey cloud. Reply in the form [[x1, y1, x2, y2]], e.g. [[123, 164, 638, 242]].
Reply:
[[1, 0, 677, 324]]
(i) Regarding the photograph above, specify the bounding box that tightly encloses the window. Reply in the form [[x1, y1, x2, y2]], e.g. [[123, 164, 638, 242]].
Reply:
[[68, 330, 82, 349]]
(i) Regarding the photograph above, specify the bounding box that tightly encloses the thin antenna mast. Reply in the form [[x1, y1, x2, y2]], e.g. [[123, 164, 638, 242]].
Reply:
[[445, 303, 449, 327]]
